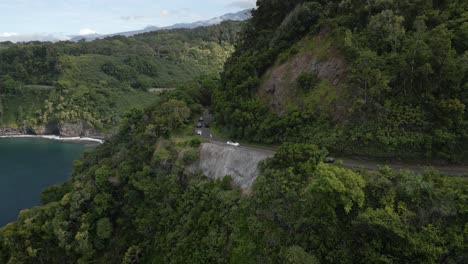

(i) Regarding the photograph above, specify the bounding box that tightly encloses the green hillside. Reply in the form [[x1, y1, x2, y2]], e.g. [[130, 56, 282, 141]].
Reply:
[[0, 2, 467, 263], [214, 0, 468, 162], [0, 21, 242, 133], [0, 76, 466, 264]]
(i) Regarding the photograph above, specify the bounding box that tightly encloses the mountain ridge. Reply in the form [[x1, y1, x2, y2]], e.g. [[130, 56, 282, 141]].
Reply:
[[71, 9, 252, 42]]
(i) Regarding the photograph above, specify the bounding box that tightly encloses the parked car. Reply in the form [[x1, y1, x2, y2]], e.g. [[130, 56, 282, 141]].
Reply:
[[196, 130, 203, 136], [199, 117, 204, 122], [196, 122, 202, 128], [324, 157, 336, 163], [204, 123, 210, 128], [227, 141, 240, 147]]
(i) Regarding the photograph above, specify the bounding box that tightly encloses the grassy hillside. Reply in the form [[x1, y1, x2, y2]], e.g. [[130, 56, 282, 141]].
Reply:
[[0, 21, 242, 133], [214, 0, 468, 162]]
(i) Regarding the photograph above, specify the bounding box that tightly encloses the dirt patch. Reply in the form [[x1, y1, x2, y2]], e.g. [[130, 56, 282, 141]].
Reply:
[[258, 36, 347, 117]]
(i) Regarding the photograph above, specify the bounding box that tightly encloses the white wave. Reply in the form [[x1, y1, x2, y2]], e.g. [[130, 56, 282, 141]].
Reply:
[[0, 134, 104, 144]]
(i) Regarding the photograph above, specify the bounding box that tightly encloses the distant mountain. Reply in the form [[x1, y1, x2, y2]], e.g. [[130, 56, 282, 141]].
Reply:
[[71, 9, 252, 42], [0, 33, 68, 43]]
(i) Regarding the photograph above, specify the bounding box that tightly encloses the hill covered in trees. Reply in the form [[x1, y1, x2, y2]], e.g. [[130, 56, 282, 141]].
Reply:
[[0, 1, 467, 263], [0, 80, 466, 263], [214, 0, 468, 162], [0, 21, 241, 134]]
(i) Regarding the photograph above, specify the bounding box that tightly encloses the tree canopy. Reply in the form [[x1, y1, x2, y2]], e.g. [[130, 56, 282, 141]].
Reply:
[[214, 0, 468, 161]]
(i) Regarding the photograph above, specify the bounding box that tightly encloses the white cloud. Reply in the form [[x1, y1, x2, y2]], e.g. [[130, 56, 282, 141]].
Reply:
[[160, 9, 171, 18], [0, 32, 18, 37], [78, 28, 97, 35], [0, 33, 69, 43], [120, 15, 145, 21], [227, 0, 256, 9], [159, 8, 194, 19]]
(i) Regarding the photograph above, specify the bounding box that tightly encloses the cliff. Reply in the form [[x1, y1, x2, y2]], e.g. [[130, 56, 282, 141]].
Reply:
[[0, 122, 102, 138], [193, 142, 275, 189]]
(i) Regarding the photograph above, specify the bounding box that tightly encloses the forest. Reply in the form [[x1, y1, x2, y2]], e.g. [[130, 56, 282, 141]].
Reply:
[[214, 0, 468, 162], [0, 21, 241, 132], [0, 1, 467, 263], [0, 78, 466, 263]]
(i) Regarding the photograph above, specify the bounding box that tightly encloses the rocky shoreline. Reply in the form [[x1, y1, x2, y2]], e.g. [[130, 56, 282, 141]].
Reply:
[[0, 123, 104, 143], [0, 128, 25, 136], [0, 134, 104, 144]]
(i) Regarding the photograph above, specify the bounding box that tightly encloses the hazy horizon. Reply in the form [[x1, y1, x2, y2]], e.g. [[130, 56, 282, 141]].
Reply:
[[0, 0, 256, 42]]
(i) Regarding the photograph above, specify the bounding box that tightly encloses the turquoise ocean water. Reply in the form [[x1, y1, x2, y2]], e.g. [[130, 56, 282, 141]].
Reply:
[[0, 138, 88, 226]]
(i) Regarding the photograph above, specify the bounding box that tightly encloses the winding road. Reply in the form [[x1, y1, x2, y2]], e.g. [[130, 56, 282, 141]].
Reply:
[[195, 111, 468, 177]]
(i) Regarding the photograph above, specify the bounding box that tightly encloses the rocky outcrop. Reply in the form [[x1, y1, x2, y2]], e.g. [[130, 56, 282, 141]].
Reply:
[[192, 143, 275, 189], [259, 35, 346, 115], [0, 122, 101, 138], [58, 123, 99, 137], [58, 123, 84, 137], [0, 127, 23, 136]]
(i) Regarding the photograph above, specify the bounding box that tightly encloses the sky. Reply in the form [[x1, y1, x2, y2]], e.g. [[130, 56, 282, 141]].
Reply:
[[0, 0, 256, 42]]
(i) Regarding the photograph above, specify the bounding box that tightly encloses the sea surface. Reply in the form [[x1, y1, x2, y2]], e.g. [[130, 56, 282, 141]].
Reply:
[[0, 138, 89, 226]]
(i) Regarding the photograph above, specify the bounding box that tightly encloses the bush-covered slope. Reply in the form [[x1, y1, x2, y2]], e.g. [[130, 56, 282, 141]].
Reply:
[[0, 2, 466, 263], [0, 21, 242, 133], [214, 0, 468, 161], [0, 86, 466, 263]]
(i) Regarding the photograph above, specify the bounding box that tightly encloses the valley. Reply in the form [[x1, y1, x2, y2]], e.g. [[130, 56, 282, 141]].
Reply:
[[0, 21, 243, 137]]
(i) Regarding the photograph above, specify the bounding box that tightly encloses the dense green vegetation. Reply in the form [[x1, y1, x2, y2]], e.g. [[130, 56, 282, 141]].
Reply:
[[0, 21, 241, 131], [0, 85, 466, 263], [214, 0, 468, 161], [0, 2, 466, 263]]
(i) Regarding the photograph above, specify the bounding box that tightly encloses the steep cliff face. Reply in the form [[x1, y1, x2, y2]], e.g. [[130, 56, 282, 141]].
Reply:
[[0, 128, 24, 136], [0, 122, 101, 137], [58, 122, 100, 137], [194, 143, 274, 189]]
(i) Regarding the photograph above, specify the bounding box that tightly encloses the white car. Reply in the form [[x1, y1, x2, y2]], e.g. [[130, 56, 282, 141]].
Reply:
[[227, 141, 240, 147], [196, 130, 203, 136]]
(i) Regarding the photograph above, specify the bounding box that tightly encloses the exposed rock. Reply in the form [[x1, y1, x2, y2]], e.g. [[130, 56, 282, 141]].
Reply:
[[58, 123, 100, 137], [58, 123, 84, 137], [192, 143, 275, 189], [0, 127, 22, 136], [1, 122, 102, 138], [258, 35, 346, 115]]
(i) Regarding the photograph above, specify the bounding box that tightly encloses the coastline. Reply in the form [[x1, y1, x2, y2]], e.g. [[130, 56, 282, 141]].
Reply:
[[0, 134, 104, 144]]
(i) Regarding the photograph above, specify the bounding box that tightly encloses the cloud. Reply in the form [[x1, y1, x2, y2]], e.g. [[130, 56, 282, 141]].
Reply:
[[159, 8, 192, 19], [227, 0, 256, 9], [0, 33, 69, 43], [78, 28, 97, 35], [0, 32, 18, 37], [160, 9, 171, 18], [120, 15, 145, 21]]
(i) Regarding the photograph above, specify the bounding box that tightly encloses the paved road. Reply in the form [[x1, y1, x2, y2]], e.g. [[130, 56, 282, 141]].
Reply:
[[195, 111, 220, 142], [338, 157, 468, 177], [194, 111, 274, 154], [194, 112, 467, 177]]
